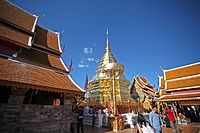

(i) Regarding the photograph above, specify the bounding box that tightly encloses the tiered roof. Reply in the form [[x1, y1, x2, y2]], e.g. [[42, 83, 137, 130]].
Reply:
[[0, 0, 37, 47], [160, 62, 200, 91], [16, 48, 67, 72], [0, 1, 84, 95], [132, 75, 158, 96], [158, 62, 200, 102], [33, 25, 62, 54], [166, 76, 200, 90], [164, 63, 200, 80]]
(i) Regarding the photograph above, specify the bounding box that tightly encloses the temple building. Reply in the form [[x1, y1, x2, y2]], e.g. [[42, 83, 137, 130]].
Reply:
[[158, 62, 200, 104], [158, 62, 200, 121], [85, 31, 137, 113], [0, 1, 84, 132], [130, 75, 158, 111]]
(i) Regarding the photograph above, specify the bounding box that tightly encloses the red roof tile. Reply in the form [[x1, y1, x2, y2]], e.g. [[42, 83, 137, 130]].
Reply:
[[164, 63, 200, 80], [135, 76, 157, 93], [0, 57, 84, 94], [0, 24, 31, 47], [0, 1, 37, 33], [33, 25, 62, 54], [16, 47, 67, 73], [158, 93, 200, 101], [166, 76, 200, 90]]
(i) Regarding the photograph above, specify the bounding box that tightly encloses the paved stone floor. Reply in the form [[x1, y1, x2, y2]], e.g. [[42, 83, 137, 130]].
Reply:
[[80, 123, 200, 133]]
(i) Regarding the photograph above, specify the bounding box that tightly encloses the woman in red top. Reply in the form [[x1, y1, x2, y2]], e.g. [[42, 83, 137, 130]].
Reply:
[[165, 106, 180, 133]]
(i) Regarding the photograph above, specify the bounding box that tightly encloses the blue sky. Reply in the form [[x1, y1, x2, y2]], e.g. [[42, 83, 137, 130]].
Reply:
[[11, 0, 200, 90]]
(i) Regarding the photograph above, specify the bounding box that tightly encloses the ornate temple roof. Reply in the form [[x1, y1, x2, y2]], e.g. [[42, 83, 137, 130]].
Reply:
[[164, 62, 200, 80], [16, 48, 67, 72], [0, 1, 38, 47], [133, 75, 158, 94], [0, 24, 32, 47], [159, 62, 200, 91], [166, 76, 200, 91], [33, 25, 62, 54], [0, 57, 84, 94], [0, 1, 38, 33], [158, 62, 200, 102], [158, 93, 200, 102], [0, 1, 83, 95]]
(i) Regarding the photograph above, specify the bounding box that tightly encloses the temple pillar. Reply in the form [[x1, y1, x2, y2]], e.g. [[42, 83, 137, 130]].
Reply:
[[62, 93, 75, 132], [64, 93, 73, 106]]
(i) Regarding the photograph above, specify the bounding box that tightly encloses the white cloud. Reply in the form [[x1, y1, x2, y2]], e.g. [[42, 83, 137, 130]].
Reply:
[[78, 44, 99, 68], [78, 64, 85, 68], [80, 57, 87, 64], [83, 47, 93, 54], [87, 58, 94, 61], [78, 57, 89, 68], [78, 64, 89, 68]]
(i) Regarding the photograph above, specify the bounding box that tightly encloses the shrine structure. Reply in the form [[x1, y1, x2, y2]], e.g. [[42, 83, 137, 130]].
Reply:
[[158, 62, 200, 105], [130, 75, 158, 111], [0, 1, 84, 132], [157, 62, 200, 122], [84, 31, 137, 113]]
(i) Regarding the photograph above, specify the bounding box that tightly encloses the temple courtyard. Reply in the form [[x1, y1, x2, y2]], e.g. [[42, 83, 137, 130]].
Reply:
[[0, 1, 200, 133], [77, 123, 200, 133]]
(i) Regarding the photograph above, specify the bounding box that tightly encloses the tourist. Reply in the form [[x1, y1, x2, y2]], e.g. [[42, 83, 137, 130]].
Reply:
[[149, 105, 163, 133], [77, 106, 84, 133], [137, 113, 154, 133], [163, 113, 170, 128], [189, 106, 197, 122], [83, 106, 89, 114], [165, 106, 180, 133], [97, 108, 102, 115], [103, 107, 109, 116], [89, 106, 93, 114]]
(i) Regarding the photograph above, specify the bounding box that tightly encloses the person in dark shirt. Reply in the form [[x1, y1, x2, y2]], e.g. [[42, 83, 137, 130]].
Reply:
[[77, 106, 84, 133], [163, 113, 170, 128]]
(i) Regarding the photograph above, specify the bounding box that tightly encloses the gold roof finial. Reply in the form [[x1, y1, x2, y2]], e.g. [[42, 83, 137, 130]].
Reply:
[[106, 29, 110, 51], [106, 29, 109, 46]]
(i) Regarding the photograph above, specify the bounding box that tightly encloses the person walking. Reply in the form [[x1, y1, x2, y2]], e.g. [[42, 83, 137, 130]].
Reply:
[[77, 106, 84, 133], [165, 106, 180, 133], [149, 105, 163, 133], [163, 113, 170, 128]]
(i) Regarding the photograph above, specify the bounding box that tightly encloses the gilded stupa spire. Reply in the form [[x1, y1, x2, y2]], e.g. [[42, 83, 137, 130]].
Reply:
[[87, 30, 137, 113], [100, 29, 117, 64], [106, 29, 109, 50], [93, 30, 117, 79]]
